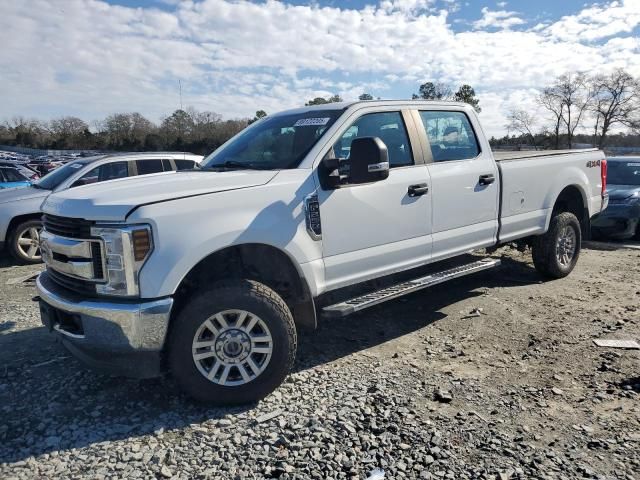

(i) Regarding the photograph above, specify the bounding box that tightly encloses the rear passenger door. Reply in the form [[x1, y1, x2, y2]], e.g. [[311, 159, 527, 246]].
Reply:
[[414, 109, 499, 261]]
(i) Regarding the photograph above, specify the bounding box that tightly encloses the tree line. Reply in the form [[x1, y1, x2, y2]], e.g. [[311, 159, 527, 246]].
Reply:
[[505, 69, 640, 150], [2, 72, 638, 155], [0, 108, 250, 155]]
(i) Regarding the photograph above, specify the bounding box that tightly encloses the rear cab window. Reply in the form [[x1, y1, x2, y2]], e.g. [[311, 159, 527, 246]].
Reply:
[[418, 111, 480, 162]]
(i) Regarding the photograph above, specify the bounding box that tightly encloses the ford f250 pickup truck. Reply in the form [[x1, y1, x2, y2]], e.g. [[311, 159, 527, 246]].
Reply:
[[36, 101, 609, 405]]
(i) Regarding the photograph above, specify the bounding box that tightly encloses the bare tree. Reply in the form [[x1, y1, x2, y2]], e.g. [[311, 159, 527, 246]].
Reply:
[[589, 69, 640, 148], [555, 73, 593, 149], [537, 88, 564, 149], [506, 109, 539, 149]]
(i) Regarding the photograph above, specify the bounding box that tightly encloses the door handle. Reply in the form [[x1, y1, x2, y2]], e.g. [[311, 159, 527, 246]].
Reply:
[[408, 183, 429, 197], [479, 174, 495, 186]]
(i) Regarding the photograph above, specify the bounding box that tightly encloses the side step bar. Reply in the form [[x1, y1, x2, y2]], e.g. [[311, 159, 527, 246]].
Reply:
[[322, 258, 501, 318]]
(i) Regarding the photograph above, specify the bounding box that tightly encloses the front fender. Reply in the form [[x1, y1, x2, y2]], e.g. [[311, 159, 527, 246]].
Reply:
[[133, 171, 322, 299]]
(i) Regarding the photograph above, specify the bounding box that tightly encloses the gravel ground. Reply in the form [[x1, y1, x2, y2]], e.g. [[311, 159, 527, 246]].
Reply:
[[0, 244, 639, 480]]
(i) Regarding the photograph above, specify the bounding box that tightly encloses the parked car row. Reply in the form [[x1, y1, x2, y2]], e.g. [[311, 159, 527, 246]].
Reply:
[[0, 152, 202, 262]]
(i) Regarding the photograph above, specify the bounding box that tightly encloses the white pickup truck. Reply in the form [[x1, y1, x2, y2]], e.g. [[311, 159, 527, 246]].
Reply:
[[36, 101, 609, 405]]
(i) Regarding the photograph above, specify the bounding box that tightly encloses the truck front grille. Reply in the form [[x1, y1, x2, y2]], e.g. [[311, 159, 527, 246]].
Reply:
[[42, 214, 93, 239], [42, 214, 103, 296], [47, 268, 98, 296]]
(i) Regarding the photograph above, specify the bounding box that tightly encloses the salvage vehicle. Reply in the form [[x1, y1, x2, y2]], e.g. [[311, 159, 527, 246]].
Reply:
[[0, 153, 202, 263], [36, 100, 609, 405], [591, 157, 640, 240]]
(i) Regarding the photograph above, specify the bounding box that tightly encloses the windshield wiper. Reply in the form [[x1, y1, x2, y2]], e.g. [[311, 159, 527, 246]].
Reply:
[[205, 160, 269, 171]]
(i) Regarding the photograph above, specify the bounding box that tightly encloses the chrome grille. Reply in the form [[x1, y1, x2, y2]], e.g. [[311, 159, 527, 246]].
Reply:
[[47, 268, 98, 296], [42, 214, 93, 239], [41, 216, 104, 295]]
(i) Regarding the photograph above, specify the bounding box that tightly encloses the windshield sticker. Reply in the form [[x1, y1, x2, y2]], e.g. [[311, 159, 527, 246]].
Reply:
[[627, 163, 640, 167], [69, 163, 83, 169], [294, 117, 330, 127]]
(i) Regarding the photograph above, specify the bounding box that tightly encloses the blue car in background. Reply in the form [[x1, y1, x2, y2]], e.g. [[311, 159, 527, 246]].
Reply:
[[0, 166, 32, 189], [592, 157, 640, 240]]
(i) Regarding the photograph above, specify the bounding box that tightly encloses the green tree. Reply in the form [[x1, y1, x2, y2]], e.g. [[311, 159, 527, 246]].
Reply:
[[305, 94, 343, 106], [415, 82, 452, 100], [453, 84, 481, 112], [248, 110, 267, 124]]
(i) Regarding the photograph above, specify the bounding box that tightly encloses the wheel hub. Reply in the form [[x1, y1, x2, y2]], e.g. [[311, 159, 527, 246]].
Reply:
[[215, 329, 251, 363], [556, 226, 576, 266]]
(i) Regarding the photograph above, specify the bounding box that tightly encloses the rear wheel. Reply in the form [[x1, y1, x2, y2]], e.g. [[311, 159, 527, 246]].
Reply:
[[531, 212, 581, 279], [168, 280, 297, 405], [8, 220, 43, 264]]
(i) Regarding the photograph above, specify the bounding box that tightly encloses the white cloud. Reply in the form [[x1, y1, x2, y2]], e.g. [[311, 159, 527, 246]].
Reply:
[[544, 0, 640, 42], [473, 7, 525, 30], [0, 0, 639, 137]]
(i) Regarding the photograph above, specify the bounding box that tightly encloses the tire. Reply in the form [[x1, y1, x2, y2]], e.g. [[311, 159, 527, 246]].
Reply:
[[634, 221, 640, 241], [531, 212, 581, 279], [168, 280, 297, 405], [8, 219, 43, 264]]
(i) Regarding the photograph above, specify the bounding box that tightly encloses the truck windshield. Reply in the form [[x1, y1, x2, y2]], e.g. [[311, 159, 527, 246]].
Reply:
[[607, 159, 640, 186], [202, 110, 343, 170]]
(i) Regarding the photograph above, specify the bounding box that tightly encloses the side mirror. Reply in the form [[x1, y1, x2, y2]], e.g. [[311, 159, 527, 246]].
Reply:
[[348, 137, 389, 184]]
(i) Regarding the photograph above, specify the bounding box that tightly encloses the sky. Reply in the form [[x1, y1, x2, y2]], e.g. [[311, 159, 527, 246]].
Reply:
[[1, 0, 639, 137]]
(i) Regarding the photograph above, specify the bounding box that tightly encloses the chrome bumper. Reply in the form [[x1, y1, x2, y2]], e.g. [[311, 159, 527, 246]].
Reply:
[[36, 271, 173, 377]]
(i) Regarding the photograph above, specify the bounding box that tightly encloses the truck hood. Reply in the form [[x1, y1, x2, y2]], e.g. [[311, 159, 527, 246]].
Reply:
[[0, 185, 49, 205], [41, 170, 278, 221], [606, 184, 640, 200]]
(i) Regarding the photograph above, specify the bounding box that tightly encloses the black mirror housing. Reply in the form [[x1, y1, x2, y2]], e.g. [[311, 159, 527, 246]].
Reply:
[[348, 137, 390, 184]]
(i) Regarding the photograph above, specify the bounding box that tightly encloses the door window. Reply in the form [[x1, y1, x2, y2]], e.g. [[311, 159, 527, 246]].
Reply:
[[74, 161, 129, 187], [418, 111, 480, 162], [135, 159, 164, 175], [162, 159, 173, 171], [333, 112, 413, 168], [1, 168, 26, 182]]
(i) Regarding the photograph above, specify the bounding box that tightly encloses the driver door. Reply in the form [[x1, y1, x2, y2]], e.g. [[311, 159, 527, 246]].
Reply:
[[316, 110, 432, 291]]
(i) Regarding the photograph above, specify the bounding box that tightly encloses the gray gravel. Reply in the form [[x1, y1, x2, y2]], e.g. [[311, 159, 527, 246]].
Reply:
[[1, 245, 639, 479]]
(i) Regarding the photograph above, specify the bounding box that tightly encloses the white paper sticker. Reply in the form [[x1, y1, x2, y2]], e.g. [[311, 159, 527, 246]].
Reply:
[[69, 163, 83, 169], [627, 163, 640, 167], [294, 117, 330, 127]]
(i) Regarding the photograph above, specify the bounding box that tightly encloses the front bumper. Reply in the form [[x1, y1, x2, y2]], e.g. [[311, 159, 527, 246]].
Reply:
[[36, 271, 173, 378]]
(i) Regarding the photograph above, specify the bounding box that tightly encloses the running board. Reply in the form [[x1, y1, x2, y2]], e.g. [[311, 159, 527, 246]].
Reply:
[[322, 258, 501, 318]]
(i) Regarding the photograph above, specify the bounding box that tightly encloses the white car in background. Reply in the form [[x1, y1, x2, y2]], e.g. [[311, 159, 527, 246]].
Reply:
[[0, 152, 202, 263]]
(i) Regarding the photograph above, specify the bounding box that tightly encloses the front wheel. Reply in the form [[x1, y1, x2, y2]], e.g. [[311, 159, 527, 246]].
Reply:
[[8, 219, 43, 264], [168, 280, 297, 405], [531, 212, 581, 279]]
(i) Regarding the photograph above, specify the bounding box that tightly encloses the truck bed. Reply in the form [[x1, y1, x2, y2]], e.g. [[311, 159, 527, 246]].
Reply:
[[493, 148, 598, 161]]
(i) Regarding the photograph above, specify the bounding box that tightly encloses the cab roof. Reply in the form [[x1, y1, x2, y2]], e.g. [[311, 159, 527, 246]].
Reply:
[[271, 99, 473, 117]]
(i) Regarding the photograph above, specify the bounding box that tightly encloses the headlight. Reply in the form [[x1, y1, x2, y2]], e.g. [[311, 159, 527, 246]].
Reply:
[[90, 224, 153, 297]]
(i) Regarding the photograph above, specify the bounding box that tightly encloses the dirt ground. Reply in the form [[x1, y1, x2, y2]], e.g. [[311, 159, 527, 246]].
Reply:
[[0, 243, 638, 479]]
